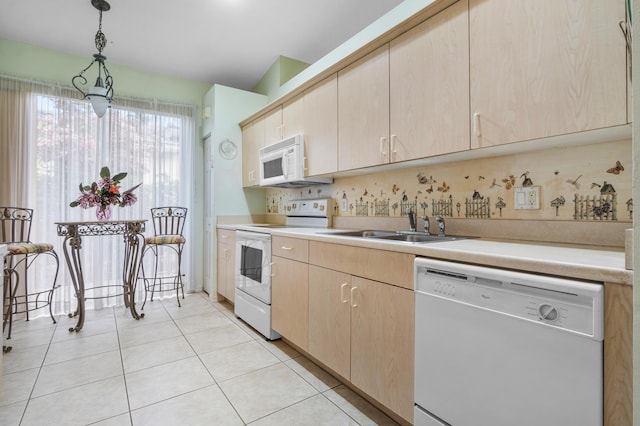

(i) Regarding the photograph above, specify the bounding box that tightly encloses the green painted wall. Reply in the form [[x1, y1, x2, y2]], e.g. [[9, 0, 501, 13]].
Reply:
[[0, 38, 210, 108], [251, 55, 309, 99]]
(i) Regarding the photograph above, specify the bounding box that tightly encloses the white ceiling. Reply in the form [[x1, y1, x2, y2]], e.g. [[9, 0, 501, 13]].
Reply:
[[0, 0, 404, 91]]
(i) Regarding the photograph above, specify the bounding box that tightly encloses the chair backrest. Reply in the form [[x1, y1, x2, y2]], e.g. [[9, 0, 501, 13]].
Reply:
[[150, 207, 187, 237], [0, 207, 34, 244]]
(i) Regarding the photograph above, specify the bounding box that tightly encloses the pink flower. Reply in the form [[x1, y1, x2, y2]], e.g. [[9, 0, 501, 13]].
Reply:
[[121, 192, 137, 207]]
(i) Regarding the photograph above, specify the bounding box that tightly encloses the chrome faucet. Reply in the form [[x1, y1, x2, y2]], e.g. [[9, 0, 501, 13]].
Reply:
[[435, 215, 446, 237], [406, 208, 416, 232], [422, 215, 430, 235]]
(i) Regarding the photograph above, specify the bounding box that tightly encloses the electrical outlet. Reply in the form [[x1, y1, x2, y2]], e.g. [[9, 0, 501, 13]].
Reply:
[[341, 199, 348, 212], [514, 186, 540, 210]]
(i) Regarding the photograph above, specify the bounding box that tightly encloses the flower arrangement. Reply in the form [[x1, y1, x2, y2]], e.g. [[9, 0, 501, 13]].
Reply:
[[70, 166, 142, 220]]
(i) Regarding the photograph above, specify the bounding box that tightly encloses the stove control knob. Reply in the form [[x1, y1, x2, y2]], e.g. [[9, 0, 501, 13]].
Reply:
[[538, 304, 559, 322]]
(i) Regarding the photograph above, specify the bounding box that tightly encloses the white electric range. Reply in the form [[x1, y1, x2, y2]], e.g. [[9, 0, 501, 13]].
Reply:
[[234, 198, 333, 339]]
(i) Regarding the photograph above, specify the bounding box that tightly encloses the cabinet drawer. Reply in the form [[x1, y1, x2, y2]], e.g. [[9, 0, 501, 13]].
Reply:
[[309, 241, 414, 290], [272, 236, 309, 262]]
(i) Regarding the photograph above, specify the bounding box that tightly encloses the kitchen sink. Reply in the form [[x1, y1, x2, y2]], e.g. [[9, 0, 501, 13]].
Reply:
[[375, 234, 468, 243], [323, 230, 475, 243], [324, 230, 398, 238]]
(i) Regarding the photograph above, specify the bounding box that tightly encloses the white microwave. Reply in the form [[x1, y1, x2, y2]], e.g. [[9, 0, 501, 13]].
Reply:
[[258, 134, 332, 188]]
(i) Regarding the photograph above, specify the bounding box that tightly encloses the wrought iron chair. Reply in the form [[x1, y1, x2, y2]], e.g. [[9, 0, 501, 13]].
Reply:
[[138, 207, 187, 308], [1, 207, 60, 350]]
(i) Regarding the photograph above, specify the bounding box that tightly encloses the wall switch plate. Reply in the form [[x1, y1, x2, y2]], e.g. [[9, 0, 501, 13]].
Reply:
[[514, 186, 540, 210]]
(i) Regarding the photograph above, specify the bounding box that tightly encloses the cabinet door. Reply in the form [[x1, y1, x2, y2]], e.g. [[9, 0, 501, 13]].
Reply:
[[308, 265, 351, 379], [469, 0, 627, 148], [216, 229, 236, 302], [264, 107, 284, 146], [241, 118, 264, 187], [350, 276, 415, 423], [390, 0, 469, 161], [338, 45, 390, 171], [272, 256, 309, 351], [283, 94, 304, 139], [304, 74, 338, 176]]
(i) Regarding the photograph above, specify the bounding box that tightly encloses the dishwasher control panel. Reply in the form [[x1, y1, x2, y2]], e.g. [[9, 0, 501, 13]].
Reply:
[[415, 258, 603, 340]]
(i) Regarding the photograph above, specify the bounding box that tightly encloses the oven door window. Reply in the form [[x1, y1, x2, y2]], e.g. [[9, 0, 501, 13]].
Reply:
[[241, 245, 262, 283]]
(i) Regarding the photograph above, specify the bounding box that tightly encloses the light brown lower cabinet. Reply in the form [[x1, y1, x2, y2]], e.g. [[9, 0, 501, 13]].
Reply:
[[216, 229, 235, 302], [603, 282, 632, 426], [271, 255, 309, 352], [308, 264, 415, 424]]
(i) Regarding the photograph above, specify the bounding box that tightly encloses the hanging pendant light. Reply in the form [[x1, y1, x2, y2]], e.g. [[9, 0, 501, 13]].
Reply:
[[72, 0, 114, 118]]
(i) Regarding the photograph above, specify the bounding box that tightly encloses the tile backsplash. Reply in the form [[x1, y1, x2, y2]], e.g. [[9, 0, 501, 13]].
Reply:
[[266, 140, 632, 223]]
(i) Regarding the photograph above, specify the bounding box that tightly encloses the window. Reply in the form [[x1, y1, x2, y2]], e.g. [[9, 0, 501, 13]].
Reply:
[[0, 76, 196, 314]]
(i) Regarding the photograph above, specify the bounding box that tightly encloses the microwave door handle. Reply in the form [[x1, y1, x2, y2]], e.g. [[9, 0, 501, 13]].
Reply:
[[281, 152, 289, 179]]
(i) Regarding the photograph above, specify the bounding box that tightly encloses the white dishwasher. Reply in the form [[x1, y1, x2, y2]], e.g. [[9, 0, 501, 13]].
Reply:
[[414, 258, 603, 426]]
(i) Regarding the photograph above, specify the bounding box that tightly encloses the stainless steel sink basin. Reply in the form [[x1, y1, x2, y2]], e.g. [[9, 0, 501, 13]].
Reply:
[[375, 234, 466, 243], [324, 230, 398, 238], [323, 229, 475, 243]]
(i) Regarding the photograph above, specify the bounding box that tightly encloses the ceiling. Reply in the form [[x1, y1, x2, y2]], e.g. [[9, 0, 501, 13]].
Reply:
[[0, 0, 404, 91]]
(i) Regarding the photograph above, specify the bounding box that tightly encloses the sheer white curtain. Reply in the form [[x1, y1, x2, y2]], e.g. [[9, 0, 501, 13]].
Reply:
[[0, 75, 196, 315]]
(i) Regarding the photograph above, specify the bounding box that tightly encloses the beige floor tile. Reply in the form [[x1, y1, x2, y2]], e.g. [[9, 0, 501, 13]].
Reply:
[[125, 356, 215, 410], [32, 349, 123, 397], [0, 400, 28, 425], [92, 412, 133, 425], [117, 304, 171, 329], [2, 343, 48, 374], [228, 316, 268, 340], [131, 384, 243, 426], [52, 315, 117, 342], [200, 340, 280, 382], [323, 385, 399, 426], [257, 338, 301, 362], [184, 323, 253, 355], [219, 363, 318, 423], [173, 310, 234, 335], [285, 356, 341, 392], [9, 314, 59, 333], [121, 335, 195, 373], [251, 394, 359, 426], [21, 376, 129, 425], [3, 321, 56, 350], [117, 319, 182, 349], [162, 295, 217, 319], [0, 368, 39, 407], [44, 331, 119, 365]]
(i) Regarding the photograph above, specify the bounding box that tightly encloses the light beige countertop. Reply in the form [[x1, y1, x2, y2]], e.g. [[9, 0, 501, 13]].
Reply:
[[220, 224, 631, 286]]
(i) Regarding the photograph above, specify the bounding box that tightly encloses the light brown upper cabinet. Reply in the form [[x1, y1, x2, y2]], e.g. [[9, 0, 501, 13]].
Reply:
[[282, 94, 304, 139], [390, 0, 470, 161], [338, 45, 390, 171], [241, 117, 264, 187], [263, 106, 283, 147], [303, 74, 338, 176], [469, 0, 627, 148]]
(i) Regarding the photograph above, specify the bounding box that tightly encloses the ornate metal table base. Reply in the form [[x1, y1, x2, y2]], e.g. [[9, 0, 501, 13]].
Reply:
[[56, 220, 146, 332]]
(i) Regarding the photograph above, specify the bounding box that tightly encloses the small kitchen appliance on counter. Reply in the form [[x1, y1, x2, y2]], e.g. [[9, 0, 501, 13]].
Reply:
[[234, 198, 333, 339]]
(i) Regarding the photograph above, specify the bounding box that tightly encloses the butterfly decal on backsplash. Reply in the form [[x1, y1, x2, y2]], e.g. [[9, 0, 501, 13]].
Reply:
[[606, 161, 624, 175]]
